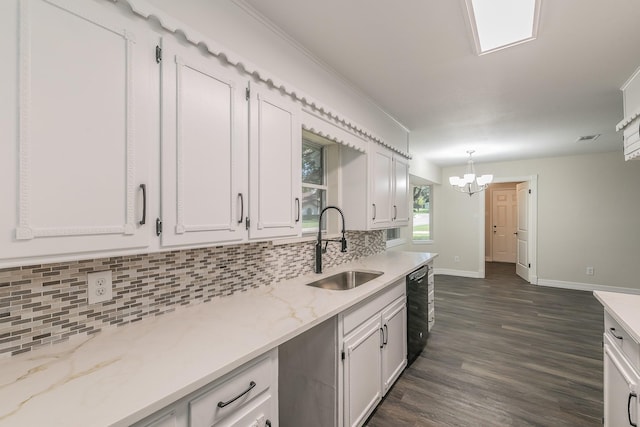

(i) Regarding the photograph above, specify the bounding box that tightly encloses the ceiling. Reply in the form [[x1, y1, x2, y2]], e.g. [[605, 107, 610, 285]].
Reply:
[[240, 0, 640, 166]]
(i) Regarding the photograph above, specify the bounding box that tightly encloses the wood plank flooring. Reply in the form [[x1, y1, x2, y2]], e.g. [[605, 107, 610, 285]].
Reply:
[[366, 262, 604, 427]]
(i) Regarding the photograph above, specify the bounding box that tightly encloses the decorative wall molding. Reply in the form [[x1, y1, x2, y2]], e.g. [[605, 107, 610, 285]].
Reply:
[[616, 111, 640, 132], [115, 0, 411, 158]]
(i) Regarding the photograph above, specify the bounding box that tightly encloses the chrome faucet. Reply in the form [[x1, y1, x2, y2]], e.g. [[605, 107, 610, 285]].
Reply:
[[315, 206, 347, 274]]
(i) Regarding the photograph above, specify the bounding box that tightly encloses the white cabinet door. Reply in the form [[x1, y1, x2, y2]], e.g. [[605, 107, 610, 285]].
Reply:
[[160, 38, 248, 247], [392, 156, 410, 226], [604, 338, 639, 427], [0, 0, 154, 265], [369, 145, 393, 229], [343, 315, 383, 427], [248, 86, 301, 240], [381, 297, 407, 395]]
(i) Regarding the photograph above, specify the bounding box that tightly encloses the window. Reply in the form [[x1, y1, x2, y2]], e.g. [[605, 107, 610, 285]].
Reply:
[[302, 139, 327, 233], [413, 185, 432, 242], [386, 228, 400, 241]]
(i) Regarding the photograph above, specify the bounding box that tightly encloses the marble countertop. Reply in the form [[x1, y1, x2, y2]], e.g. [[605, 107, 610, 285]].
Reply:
[[0, 251, 437, 427], [594, 291, 640, 344]]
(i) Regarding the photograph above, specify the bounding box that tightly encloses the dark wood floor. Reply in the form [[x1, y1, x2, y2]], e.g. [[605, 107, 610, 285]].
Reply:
[[366, 262, 604, 427]]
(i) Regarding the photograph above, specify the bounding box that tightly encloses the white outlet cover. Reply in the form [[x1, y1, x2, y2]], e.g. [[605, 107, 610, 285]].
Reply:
[[87, 270, 113, 304]]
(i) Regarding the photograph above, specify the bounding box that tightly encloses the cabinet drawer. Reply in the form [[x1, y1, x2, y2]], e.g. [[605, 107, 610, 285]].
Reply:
[[342, 279, 405, 336], [190, 352, 276, 427], [605, 311, 640, 371], [213, 393, 274, 427], [623, 117, 640, 161]]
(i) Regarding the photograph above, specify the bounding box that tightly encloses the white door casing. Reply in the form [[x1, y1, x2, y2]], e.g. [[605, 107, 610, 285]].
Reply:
[[516, 182, 529, 281], [160, 37, 248, 247], [492, 189, 517, 263]]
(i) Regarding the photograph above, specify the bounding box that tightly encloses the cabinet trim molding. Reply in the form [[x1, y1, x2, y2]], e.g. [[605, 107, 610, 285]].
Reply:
[[114, 0, 411, 158]]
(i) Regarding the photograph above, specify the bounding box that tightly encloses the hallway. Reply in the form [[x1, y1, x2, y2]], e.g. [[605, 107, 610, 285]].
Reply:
[[366, 262, 603, 426]]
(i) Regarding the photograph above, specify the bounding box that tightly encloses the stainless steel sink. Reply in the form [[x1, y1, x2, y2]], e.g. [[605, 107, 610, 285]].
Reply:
[[305, 270, 384, 291]]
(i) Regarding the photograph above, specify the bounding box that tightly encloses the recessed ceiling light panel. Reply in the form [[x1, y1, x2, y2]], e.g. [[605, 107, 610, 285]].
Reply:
[[464, 0, 541, 55]]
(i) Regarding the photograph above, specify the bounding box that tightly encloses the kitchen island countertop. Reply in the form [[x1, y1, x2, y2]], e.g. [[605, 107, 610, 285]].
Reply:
[[0, 250, 437, 427], [594, 290, 640, 343]]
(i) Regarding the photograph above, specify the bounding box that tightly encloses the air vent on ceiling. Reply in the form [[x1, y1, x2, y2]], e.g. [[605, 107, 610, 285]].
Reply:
[[575, 134, 601, 143]]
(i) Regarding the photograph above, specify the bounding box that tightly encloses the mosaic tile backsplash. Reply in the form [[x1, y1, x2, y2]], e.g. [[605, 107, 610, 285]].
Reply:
[[0, 231, 385, 357]]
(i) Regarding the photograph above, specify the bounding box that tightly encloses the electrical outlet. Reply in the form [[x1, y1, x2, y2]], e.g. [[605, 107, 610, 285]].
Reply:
[[586, 266, 594, 276], [87, 270, 113, 304], [454, 256, 460, 263]]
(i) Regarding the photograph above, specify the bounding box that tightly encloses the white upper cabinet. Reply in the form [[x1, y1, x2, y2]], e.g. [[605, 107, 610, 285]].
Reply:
[[248, 85, 302, 240], [392, 155, 410, 226], [617, 66, 640, 161], [370, 145, 394, 228], [160, 38, 248, 247], [0, 0, 155, 266], [342, 143, 410, 231]]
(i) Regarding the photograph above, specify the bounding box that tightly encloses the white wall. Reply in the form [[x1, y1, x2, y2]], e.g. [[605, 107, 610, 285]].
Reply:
[[143, 0, 409, 152], [420, 151, 640, 291], [409, 155, 442, 184]]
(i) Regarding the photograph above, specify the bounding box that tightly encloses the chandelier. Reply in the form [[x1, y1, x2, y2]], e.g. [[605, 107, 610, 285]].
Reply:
[[448, 150, 493, 196]]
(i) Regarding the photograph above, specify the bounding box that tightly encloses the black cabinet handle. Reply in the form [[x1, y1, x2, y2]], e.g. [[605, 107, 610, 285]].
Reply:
[[295, 198, 300, 222], [139, 184, 146, 225], [217, 381, 256, 408], [372, 204, 376, 220], [610, 327, 624, 340], [383, 324, 388, 345], [379, 327, 384, 349], [237, 193, 244, 224], [629, 392, 638, 427], [393, 205, 397, 220]]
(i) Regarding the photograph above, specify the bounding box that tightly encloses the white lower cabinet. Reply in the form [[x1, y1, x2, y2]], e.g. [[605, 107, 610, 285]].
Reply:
[[343, 315, 384, 427], [341, 279, 407, 427], [603, 312, 640, 427], [135, 349, 278, 427]]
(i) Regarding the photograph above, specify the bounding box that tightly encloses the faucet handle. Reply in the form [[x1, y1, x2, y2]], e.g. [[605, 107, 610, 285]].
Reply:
[[341, 236, 347, 252]]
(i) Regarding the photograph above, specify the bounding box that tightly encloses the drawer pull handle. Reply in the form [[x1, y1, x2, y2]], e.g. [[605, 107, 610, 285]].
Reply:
[[379, 327, 384, 349], [139, 184, 147, 225], [610, 327, 624, 340], [217, 381, 256, 408], [629, 392, 638, 427]]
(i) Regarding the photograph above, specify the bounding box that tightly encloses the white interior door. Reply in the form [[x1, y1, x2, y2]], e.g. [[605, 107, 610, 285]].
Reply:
[[492, 189, 517, 263], [515, 182, 529, 281]]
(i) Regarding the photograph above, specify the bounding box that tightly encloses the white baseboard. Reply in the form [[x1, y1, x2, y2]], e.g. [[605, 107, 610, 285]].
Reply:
[[434, 268, 483, 278], [537, 279, 640, 295]]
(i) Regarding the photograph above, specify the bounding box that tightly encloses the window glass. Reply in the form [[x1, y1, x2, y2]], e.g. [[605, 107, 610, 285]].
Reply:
[[413, 185, 431, 241], [302, 140, 327, 233], [386, 228, 400, 241], [302, 143, 324, 185]]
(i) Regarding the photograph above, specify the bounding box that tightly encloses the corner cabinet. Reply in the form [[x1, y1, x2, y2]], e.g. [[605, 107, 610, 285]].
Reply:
[[341, 279, 407, 427], [342, 144, 410, 231], [0, 0, 155, 265]]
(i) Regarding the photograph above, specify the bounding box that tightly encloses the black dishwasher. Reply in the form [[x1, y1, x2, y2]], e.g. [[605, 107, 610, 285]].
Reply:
[[406, 264, 429, 365]]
